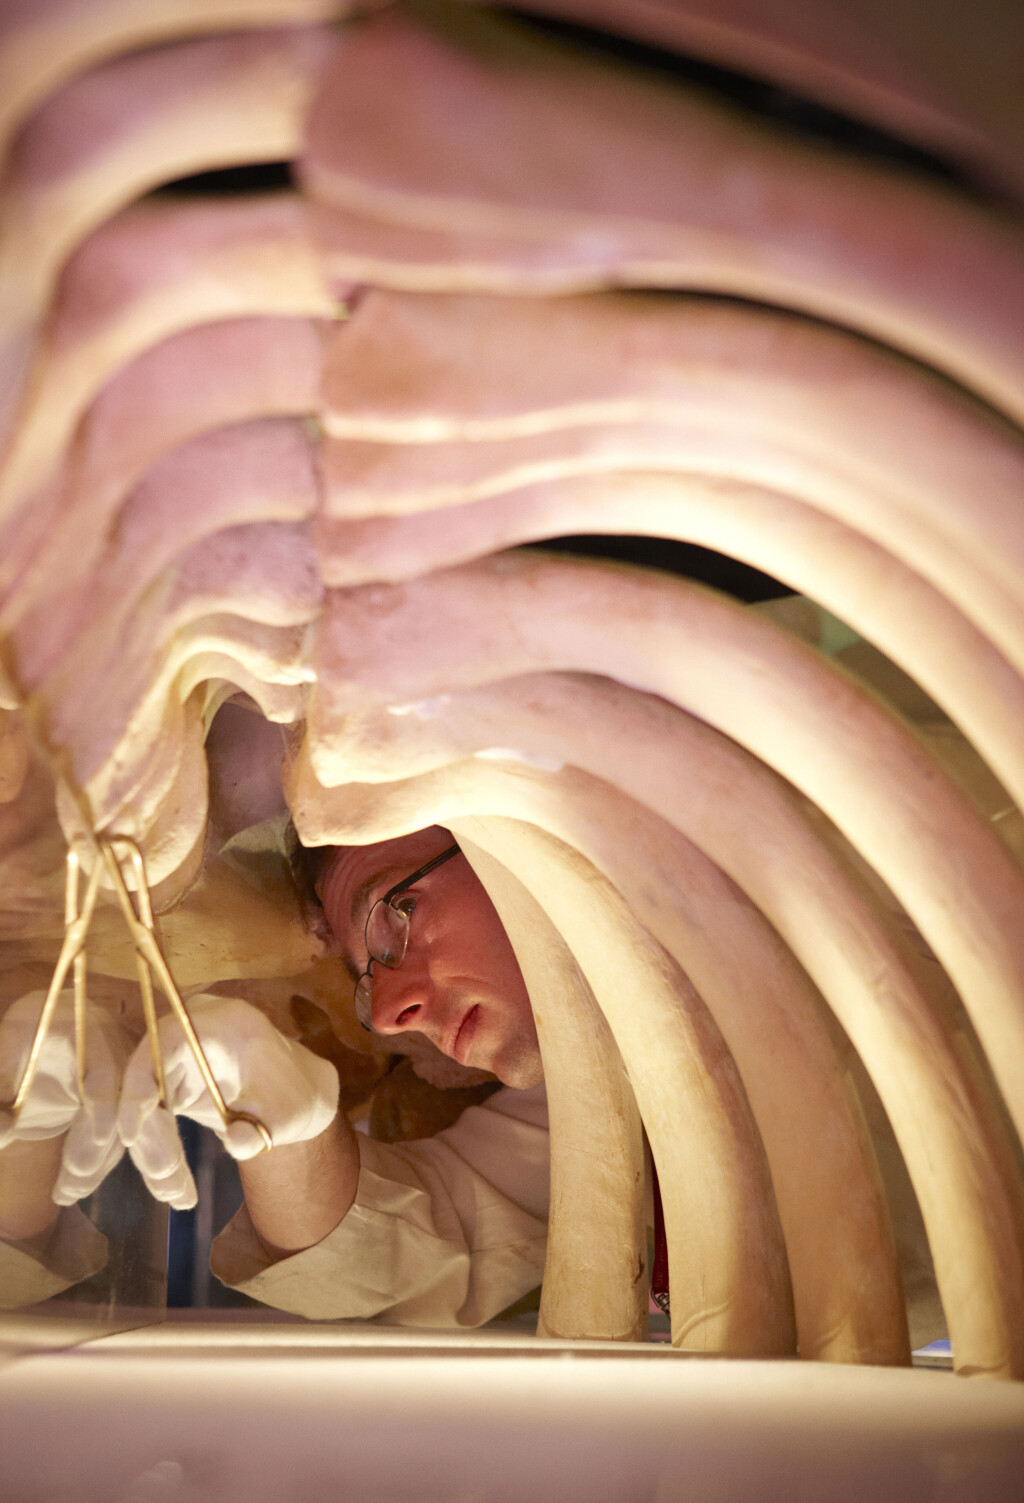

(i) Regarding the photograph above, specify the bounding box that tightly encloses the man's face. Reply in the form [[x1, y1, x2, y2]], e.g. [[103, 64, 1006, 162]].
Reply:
[[318, 826, 543, 1089]]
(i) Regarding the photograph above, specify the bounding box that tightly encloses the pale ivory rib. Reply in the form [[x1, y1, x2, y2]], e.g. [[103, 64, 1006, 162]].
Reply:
[[441, 822, 796, 1356], [303, 7, 1024, 422], [315, 470, 1024, 817], [2, 317, 326, 639], [300, 671, 1024, 1376], [0, 26, 336, 462], [455, 832, 647, 1344], [289, 745, 908, 1364], [312, 555, 1024, 1154], [322, 432, 1024, 693], [0, 193, 335, 538], [291, 759, 793, 1355]]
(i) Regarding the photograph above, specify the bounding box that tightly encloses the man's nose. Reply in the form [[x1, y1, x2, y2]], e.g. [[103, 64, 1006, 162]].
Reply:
[[371, 967, 435, 1034]]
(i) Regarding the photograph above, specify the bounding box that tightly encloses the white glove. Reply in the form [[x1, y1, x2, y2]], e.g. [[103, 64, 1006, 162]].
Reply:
[[118, 995, 339, 1211], [0, 990, 129, 1206]]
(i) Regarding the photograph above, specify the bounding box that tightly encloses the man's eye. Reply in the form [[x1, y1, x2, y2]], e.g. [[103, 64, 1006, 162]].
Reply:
[[394, 895, 417, 918]]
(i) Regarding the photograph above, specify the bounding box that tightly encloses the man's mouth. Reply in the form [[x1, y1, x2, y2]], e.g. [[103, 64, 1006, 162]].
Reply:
[[451, 1004, 480, 1065]]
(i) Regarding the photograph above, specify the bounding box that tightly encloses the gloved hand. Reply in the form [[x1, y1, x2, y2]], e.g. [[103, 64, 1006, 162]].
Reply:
[[0, 990, 130, 1206], [118, 995, 340, 1210]]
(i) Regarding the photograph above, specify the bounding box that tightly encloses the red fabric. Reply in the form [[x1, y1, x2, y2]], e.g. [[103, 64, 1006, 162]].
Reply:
[[650, 1159, 670, 1317]]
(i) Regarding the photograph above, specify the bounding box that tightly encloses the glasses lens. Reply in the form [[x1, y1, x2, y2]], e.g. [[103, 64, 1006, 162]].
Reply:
[[354, 971, 374, 1031], [365, 898, 410, 968]]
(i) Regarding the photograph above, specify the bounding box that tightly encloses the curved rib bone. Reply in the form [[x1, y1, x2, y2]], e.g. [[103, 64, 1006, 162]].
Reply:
[[317, 470, 1024, 818], [3, 316, 326, 635], [457, 834, 647, 1344], [312, 555, 1024, 1159], [304, 779, 795, 1356], [304, 7, 1024, 421], [448, 0, 1024, 199], [0, 192, 334, 536], [0, 26, 336, 458], [292, 745, 910, 1364], [0, 0, 366, 160], [294, 691, 1024, 1375], [320, 294, 1024, 654], [15, 418, 321, 687]]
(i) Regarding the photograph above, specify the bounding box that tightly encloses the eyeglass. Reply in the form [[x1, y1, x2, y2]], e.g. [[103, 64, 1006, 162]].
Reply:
[[354, 844, 461, 1031]]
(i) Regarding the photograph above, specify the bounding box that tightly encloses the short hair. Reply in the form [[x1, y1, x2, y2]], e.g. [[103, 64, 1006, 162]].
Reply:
[[283, 819, 334, 930]]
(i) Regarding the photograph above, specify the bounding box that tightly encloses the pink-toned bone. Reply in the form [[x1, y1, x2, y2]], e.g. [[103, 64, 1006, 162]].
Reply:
[[74, 664, 299, 892], [75, 690, 194, 845], [0, 734, 84, 942], [293, 746, 908, 1364], [76, 663, 305, 889], [311, 554, 1024, 1158], [322, 421, 1024, 693], [99, 707, 207, 894], [297, 677, 1024, 1376], [303, 7, 1024, 420], [321, 293, 1024, 593], [319, 294, 1024, 679], [452, 0, 1023, 195], [46, 686, 208, 901], [0, 193, 335, 529], [46, 608, 312, 794], [0, 25, 336, 454], [459, 838, 648, 1344], [41, 521, 319, 756], [13, 477, 317, 860], [0, 0, 360, 163], [316, 471, 1024, 817], [25, 601, 311, 886], [55, 637, 303, 893], [14, 417, 321, 688], [1, 317, 327, 636]]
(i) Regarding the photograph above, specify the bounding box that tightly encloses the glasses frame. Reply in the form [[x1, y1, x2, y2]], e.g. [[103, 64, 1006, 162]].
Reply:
[[354, 843, 461, 1031]]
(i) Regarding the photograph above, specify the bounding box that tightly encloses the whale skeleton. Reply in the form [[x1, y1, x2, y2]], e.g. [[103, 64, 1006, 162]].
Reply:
[[1, 0, 1023, 1378]]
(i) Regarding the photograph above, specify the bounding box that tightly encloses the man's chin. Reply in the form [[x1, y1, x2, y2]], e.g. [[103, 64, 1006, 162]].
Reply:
[[491, 1049, 545, 1091]]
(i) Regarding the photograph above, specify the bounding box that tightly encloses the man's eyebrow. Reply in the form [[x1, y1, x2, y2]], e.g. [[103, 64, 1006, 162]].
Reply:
[[349, 867, 394, 932]]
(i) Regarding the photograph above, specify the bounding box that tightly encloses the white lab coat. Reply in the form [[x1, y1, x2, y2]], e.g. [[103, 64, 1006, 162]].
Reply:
[[211, 1083, 550, 1327]]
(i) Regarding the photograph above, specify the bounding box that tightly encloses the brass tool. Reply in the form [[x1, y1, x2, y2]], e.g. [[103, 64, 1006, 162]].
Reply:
[[1, 837, 272, 1154]]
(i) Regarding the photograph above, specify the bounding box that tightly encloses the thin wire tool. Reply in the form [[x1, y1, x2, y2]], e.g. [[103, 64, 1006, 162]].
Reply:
[[1, 837, 272, 1153]]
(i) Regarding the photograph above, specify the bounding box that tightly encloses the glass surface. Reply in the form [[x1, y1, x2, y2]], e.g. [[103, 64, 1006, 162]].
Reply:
[[0, 1152, 168, 1349]]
